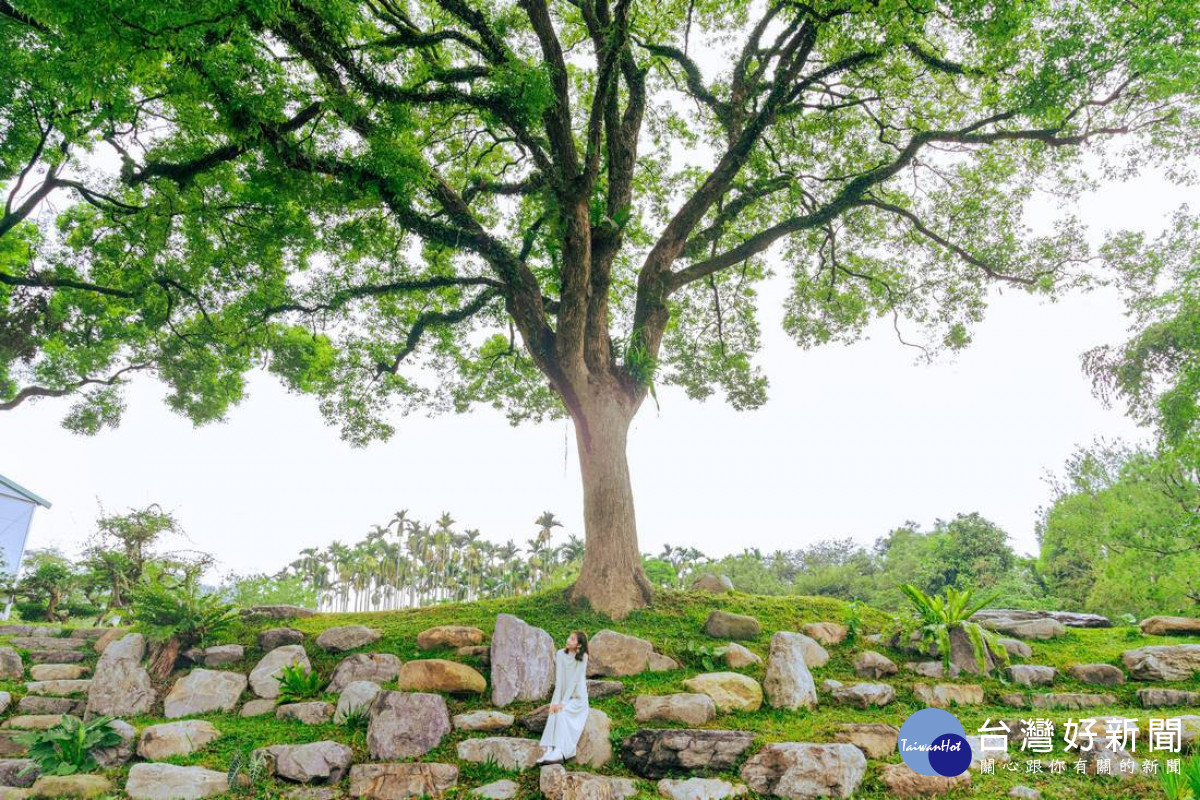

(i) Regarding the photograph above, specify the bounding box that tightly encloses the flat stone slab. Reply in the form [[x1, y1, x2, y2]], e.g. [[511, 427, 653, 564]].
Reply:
[[8, 638, 85, 652], [972, 609, 1111, 628], [621, 729, 756, 779], [456, 737, 541, 771], [1029, 692, 1117, 710], [124, 764, 229, 800], [347, 764, 458, 799], [23, 681, 90, 697]]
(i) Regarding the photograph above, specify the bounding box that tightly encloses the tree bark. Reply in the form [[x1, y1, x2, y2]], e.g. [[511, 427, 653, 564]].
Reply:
[[568, 386, 653, 619]]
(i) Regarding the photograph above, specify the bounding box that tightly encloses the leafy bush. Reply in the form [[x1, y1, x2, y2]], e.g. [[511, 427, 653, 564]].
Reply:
[[1160, 753, 1200, 800], [901, 584, 1010, 676], [677, 641, 721, 672], [276, 663, 323, 703], [340, 704, 371, 732], [129, 566, 237, 647], [15, 716, 123, 776], [227, 749, 268, 794]]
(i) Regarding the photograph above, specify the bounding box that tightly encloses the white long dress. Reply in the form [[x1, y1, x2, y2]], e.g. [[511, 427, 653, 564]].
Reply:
[[539, 648, 590, 759]]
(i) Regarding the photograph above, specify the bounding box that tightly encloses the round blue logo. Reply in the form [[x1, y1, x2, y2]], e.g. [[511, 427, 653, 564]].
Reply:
[[897, 708, 969, 776]]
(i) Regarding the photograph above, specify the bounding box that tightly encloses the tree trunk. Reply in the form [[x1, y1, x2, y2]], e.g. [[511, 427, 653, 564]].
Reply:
[[568, 387, 653, 619], [147, 636, 183, 681]]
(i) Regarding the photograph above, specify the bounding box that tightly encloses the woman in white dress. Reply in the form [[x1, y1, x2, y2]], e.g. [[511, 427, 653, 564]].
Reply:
[[537, 630, 590, 765]]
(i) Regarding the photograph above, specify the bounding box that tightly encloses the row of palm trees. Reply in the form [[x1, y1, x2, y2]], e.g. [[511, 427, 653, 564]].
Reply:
[[280, 511, 585, 612]]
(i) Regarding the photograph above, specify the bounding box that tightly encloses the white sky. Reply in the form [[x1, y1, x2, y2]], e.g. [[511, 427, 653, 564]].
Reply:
[[2, 164, 1184, 577]]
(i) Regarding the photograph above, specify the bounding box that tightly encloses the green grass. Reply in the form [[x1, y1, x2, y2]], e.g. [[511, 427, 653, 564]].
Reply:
[[5, 589, 1199, 799]]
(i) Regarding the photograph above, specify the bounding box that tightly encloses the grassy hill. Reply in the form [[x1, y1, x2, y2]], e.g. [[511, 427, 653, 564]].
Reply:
[[5, 589, 1199, 799]]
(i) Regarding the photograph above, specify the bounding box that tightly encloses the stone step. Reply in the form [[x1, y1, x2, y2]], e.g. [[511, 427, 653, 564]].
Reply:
[[23, 680, 92, 697], [8, 637, 86, 652], [27, 651, 87, 664], [28, 664, 89, 682], [15, 696, 85, 716]]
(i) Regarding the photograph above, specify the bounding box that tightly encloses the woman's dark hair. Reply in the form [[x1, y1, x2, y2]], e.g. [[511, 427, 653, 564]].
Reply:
[[570, 630, 589, 661]]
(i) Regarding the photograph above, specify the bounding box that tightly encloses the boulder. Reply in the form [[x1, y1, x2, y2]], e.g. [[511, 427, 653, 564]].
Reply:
[[15, 697, 82, 716], [256, 741, 354, 784], [649, 652, 680, 671], [259, 628, 305, 651], [831, 683, 895, 709], [277, 702, 335, 725], [1029, 692, 1116, 710], [979, 617, 1065, 640], [634, 694, 716, 726], [999, 692, 1029, 707], [201, 644, 244, 667], [0, 760, 38, 788], [23, 680, 90, 697], [998, 638, 1032, 659], [137, 721, 221, 761], [164, 669, 247, 718], [1171, 715, 1200, 750], [574, 709, 612, 768], [456, 737, 540, 771], [397, 659, 486, 694], [249, 645, 311, 698], [879, 763, 970, 798], [792, 634, 829, 668], [911, 683, 984, 708], [1069, 663, 1125, 686], [853, 651, 897, 679], [587, 680, 625, 699], [833, 723, 898, 759], [92, 719, 135, 767], [1, 716, 66, 730], [587, 630, 654, 677], [315, 626, 381, 653], [519, 705, 553, 733], [471, 779, 518, 800], [490, 614, 554, 707], [691, 575, 734, 594], [905, 661, 959, 679], [621, 729, 757, 779], [1122, 644, 1200, 681], [740, 742, 867, 799], [763, 633, 818, 710], [416, 626, 484, 650], [539, 765, 636, 800], [1006, 665, 1056, 687], [658, 778, 747, 800], [704, 611, 761, 640], [0, 695, 9, 716], [366, 691, 451, 759], [717, 643, 762, 668], [240, 605, 315, 620], [820, 679, 842, 692], [457, 646, 491, 665], [328, 654, 402, 692], [124, 764, 230, 800], [85, 633, 154, 718], [241, 699, 277, 717], [347, 764, 457, 800], [1137, 689, 1200, 708], [28, 665, 87, 682], [29, 775, 112, 799], [682, 672, 763, 712], [1140, 616, 1200, 636], [802, 623, 847, 647], [92, 629, 125, 654], [971, 608, 1111, 628], [0, 650, 22, 681], [453, 710, 514, 732], [335, 681, 381, 723]]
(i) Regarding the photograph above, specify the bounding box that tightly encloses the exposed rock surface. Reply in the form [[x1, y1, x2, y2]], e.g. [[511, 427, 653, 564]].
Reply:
[[634, 694, 716, 726], [1122, 644, 1200, 681], [328, 654, 402, 693], [587, 630, 654, 677], [259, 628, 305, 651], [1069, 663, 1125, 686], [911, 683, 984, 708], [277, 702, 335, 725], [335, 681, 381, 723], [249, 645, 311, 699], [416, 626, 484, 650], [85, 634, 154, 718], [658, 778, 747, 800], [764, 633, 818, 710], [1006, 665, 1056, 687], [137, 721, 221, 761], [257, 741, 354, 784], [456, 737, 541, 771], [879, 763, 970, 798], [124, 764, 230, 800], [453, 710, 514, 732], [704, 611, 761, 640], [853, 651, 897, 679], [802, 623, 847, 646], [717, 643, 762, 668], [490, 614, 554, 707], [1029, 692, 1117, 710], [164, 669, 247, 718], [682, 672, 763, 712], [315, 626, 380, 653], [366, 691, 451, 759], [347, 764, 458, 800], [1140, 616, 1200, 636], [972, 609, 1111, 628], [832, 683, 895, 709], [621, 729, 756, 779], [539, 765, 636, 800], [691, 575, 734, 594], [833, 723, 898, 759], [740, 742, 867, 799]]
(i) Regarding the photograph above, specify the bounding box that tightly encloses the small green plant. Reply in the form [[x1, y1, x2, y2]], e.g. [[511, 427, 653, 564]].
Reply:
[[678, 641, 720, 671], [276, 662, 324, 703], [341, 704, 371, 732], [129, 566, 238, 648], [844, 600, 865, 645], [901, 584, 1011, 676], [1160, 754, 1200, 799], [15, 715, 123, 776], [227, 749, 269, 794]]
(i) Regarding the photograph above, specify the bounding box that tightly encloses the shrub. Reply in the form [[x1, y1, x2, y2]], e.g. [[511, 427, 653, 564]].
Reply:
[[276, 663, 324, 703], [129, 566, 238, 648], [901, 583, 1010, 677], [15, 716, 123, 776]]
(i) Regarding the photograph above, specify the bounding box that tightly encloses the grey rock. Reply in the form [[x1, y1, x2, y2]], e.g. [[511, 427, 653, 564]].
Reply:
[[972, 608, 1111, 628], [315, 626, 381, 653], [0, 650, 22, 681], [587, 680, 624, 698], [28, 665, 87, 682], [456, 737, 541, 771], [740, 743, 867, 800], [1138, 689, 1200, 708], [259, 628, 305, 651], [366, 691, 451, 759], [85, 634, 154, 718], [539, 765, 636, 800], [764, 633, 818, 710], [257, 741, 353, 784], [124, 764, 229, 800], [853, 651, 897, 679], [912, 683, 984, 708], [621, 729, 756, 779], [703, 611, 761, 640], [0, 760, 38, 788], [201, 644, 244, 667], [691, 575, 734, 594], [490, 614, 554, 707], [833, 723, 899, 759], [634, 694, 716, 726], [164, 669, 247, 718], [1029, 692, 1116, 710], [832, 682, 895, 709], [416, 626, 484, 650], [658, 777, 748, 800], [16, 697, 82, 716], [453, 710, 514, 732], [1069, 663, 1125, 686], [240, 699, 276, 717], [92, 719, 136, 767], [1006, 665, 1056, 687], [335, 681, 381, 723], [327, 653, 402, 692], [277, 702, 335, 725], [240, 605, 315, 620], [1122, 644, 1200, 681], [471, 780, 519, 800], [249, 644, 311, 698], [137, 721, 221, 761], [347, 764, 458, 800], [587, 630, 654, 677]]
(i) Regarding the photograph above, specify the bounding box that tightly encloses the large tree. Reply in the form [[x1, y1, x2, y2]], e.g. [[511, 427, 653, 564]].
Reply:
[[1, 0, 1197, 616]]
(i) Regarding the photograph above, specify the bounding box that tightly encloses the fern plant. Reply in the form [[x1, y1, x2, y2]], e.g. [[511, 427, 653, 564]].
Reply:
[[15, 716, 123, 776], [276, 663, 324, 704], [900, 584, 1010, 677], [129, 566, 238, 648], [1160, 754, 1200, 800]]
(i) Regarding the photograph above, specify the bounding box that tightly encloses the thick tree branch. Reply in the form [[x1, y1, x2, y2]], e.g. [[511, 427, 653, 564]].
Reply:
[[0, 363, 151, 411], [375, 287, 501, 375]]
